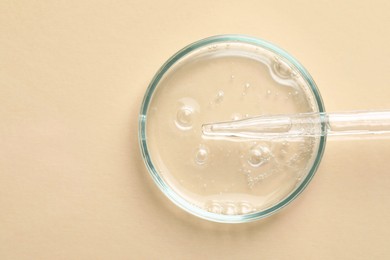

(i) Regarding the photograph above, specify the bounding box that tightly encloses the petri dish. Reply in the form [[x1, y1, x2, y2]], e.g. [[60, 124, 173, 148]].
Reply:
[[139, 35, 326, 223]]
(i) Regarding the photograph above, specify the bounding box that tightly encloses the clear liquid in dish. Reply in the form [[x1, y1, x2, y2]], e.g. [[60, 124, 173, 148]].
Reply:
[[146, 42, 320, 215]]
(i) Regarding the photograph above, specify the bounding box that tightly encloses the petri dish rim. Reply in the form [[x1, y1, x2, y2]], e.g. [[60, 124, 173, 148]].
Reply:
[[138, 34, 326, 223]]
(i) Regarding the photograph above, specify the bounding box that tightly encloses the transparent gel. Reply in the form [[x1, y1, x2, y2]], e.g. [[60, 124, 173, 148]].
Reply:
[[141, 37, 324, 222]]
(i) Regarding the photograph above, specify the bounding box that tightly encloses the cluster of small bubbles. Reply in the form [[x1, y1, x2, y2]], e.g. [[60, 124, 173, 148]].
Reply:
[[286, 140, 314, 167], [215, 90, 224, 103], [207, 45, 218, 51], [273, 56, 292, 79], [246, 167, 277, 188], [247, 145, 271, 167], [205, 201, 254, 215], [175, 106, 194, 130], [247, 177, 255, 189], [195, 145, 209, 166]]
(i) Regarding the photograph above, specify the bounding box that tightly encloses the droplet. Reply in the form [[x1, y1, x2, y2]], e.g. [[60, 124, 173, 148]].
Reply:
[[195, 145, 209, 165], [206, 201, 223, 214], [215, 90, 224, 103], [266, 90, 271, 95], [231, 113, 242, 121], [230, 75, 235, 80], [175, 106, 193, 130], [247, 146, 271, 167], [245, 83, 250, 88], [223, 203, 237, 215], [238, 202, 253, 214]]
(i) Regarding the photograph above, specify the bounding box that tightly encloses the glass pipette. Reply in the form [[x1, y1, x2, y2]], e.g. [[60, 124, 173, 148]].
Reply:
[[202, 110, 390, 140]]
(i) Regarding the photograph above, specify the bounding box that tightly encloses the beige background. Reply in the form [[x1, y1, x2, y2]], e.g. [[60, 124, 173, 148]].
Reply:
[[1, 0, 390, 259]]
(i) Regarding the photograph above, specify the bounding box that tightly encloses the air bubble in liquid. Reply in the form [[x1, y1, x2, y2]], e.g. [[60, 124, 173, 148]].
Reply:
[[195, 145, 209, 165], [223, 202, 237, 215], [206, 201, 223, 214], [247, 145, 271, 167], [238, 202, 253, 214], [215, 90, 224, 103], [273, 56, 292, 79], [175, 106, 194, 130]]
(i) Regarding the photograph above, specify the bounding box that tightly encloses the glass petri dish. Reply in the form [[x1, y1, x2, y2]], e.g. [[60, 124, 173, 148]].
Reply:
[[139, 35, 326, 223]]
